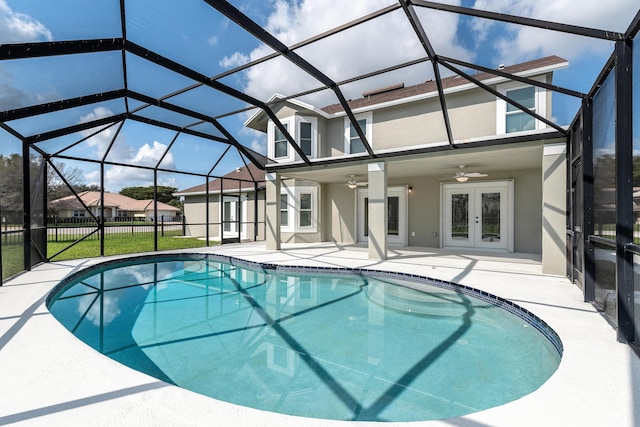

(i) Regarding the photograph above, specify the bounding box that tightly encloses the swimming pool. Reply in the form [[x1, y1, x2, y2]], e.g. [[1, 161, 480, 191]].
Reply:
[[47, 254, 561, 422]]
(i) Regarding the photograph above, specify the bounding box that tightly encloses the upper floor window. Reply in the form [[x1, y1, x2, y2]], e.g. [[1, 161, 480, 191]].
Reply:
[[299, 122, 312, 156], [497, 82, 546, 134], [505, 86, 535, 132], [274, 123, 288, 158], [296, 116, 317, 158], [269, 116, 318, 162], [344, 113, 372, 154]]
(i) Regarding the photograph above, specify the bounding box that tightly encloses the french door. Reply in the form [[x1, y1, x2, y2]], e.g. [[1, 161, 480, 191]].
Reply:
[[442, 181, 513, 251]]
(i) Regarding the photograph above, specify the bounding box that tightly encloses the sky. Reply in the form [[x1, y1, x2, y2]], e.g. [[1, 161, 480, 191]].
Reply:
[[0, 0, 638, 192]]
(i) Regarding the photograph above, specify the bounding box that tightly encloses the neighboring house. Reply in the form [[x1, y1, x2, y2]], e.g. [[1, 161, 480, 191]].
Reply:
[[244, 56, 569, 275], [48, 191, 181, 221], [174, 164, 266, 243]]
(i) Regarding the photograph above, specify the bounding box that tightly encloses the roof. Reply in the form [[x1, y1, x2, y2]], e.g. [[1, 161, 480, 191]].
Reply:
[[174, 163, 266, 196], [321, 56, 568, 114], [48, 191, 181, 212]]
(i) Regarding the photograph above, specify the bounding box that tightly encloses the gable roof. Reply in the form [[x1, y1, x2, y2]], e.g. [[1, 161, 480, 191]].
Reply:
[[48, 191, 181, 212], [174, 163, 266, 196], [321, 56, 568, 114]]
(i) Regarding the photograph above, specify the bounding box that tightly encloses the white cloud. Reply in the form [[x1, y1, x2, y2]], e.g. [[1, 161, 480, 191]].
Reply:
[[100, 142, 176, 191], [0, 0, 52, 42], [208, 35, 218, 46], [250, 138, 266, 154], [471, 0, 637, 65], [79, 107, 122, 157], [220, 0, 472, 107], [219, 51, 250, 68]]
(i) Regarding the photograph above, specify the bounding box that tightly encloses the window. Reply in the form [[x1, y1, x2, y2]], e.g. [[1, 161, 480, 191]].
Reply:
[[280, 193, 288, 227], [73, 210, 85, 217], [299, 193, 312, 227], [505, 86, 535, 132], [344, 113, 372, 154], [497, 82, 546, 134], [116, 209, 128, 217], [281, 185, 317, 232], [299, 121, 312, 156], [274, 122, 288, 158]]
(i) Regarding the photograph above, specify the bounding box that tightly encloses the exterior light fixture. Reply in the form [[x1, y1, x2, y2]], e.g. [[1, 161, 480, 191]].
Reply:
[[408, 186, 413, 193]]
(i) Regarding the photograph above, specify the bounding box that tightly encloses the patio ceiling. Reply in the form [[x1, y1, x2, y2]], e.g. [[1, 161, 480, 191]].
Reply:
[[0, 1, 638, 183]]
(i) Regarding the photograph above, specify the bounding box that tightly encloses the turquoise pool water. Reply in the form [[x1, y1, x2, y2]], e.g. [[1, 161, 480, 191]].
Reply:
[[47, 255, 561, 422]]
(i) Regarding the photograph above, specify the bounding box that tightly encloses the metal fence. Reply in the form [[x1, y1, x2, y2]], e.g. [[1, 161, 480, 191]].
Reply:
[[46, 216, 185, 242]]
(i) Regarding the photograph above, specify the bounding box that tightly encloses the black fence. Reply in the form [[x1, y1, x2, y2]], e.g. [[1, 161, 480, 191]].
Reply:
[[46, 216, 185, 242]]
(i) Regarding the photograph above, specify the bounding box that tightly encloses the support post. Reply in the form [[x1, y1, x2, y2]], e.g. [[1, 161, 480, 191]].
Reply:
[[265, 172, 281, 250], [615, 39, 634, 342], [367, 162, 387, 260]]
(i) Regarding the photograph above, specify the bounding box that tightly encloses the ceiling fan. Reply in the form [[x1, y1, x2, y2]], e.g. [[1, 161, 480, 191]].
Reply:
[[449, 165, 488, 182], [346, 174, 367, 189]]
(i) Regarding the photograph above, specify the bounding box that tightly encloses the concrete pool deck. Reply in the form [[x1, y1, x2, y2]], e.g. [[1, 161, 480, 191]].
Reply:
[[1, 242, 639, 426]]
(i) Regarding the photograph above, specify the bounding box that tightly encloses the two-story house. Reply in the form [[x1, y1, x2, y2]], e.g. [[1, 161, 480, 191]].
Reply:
[[244, 56, 568, 275]]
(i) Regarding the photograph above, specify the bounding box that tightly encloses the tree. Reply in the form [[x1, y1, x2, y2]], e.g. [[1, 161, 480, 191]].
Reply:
[[47, 161, 98, 202], [0, 154, 24, 222], [120, 186, 179, 204]]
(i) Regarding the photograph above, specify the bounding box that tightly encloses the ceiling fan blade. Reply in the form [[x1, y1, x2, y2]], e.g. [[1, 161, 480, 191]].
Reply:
[[465, 172, 488, 177]]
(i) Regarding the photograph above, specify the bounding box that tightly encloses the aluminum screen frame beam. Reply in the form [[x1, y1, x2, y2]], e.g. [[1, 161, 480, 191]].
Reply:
[[400, 0, 455, 147], [205, 0, 376, 159], [411, 0, 625, 41]]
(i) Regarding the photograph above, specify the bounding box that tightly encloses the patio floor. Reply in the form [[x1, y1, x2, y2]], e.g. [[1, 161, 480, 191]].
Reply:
[[0, 242, 638, 426]]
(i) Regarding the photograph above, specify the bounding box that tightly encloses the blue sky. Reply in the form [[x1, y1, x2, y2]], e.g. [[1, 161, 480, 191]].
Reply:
[[0, 0, 637, 192]]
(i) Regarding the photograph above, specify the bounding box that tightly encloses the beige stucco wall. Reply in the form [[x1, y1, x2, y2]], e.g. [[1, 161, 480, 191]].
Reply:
[[325, 166, 543, 255], [325, 183, 357, 244], [324, 86, 499, 155], [182, 191, 265, 241]]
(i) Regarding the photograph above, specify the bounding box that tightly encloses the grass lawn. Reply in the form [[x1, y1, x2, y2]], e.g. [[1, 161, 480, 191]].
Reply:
[[48, 233, 212, 261], [1, 242, 25, 280]]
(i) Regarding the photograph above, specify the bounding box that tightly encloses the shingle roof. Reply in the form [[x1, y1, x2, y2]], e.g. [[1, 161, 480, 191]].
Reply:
[[175, 163, 266, 195], [321, 56, 568, 114], [48, 191, 180, 212]]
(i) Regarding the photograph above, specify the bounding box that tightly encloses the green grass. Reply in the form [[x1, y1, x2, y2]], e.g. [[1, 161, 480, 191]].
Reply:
[[48, 233, 212, 261], [1, 242, 25, 280]]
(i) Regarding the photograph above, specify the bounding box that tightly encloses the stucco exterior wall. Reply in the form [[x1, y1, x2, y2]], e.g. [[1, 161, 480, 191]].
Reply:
[[182, 191, 265, 241], [324, 166, 543, 255], [325, 183, 357, 244]]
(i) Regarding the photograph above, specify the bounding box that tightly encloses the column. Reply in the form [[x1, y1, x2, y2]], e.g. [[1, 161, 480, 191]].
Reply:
[[368, 162, 387, 260], [542, 142, 567, 275], [265, 172, 281, 250]]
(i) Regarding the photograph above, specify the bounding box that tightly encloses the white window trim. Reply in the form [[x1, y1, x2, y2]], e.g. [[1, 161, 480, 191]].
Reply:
[[280, 185, 318, 233], [343, 112, 373, 155], [295, 116, 318, 159], [496, 79, 547, 135], [267, 116, 295, 162], [280, 186, 294, 233]]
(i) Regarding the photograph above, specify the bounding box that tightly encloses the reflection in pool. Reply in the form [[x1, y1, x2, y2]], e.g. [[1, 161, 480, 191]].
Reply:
[[48, 255, 561, 422]]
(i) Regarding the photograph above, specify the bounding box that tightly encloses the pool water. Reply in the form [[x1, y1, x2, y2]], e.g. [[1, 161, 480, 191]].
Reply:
[[48, 256, 561, 422]]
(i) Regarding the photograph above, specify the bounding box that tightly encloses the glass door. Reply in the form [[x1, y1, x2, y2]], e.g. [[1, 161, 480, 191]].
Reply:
[[443, 182, 511, 251], [222, 195, 242, 236], [357, 187, 407, 245]]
